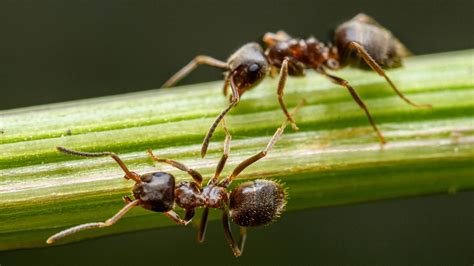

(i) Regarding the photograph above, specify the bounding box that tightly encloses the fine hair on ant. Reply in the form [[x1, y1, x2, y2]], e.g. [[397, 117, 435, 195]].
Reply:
[[46, 101, 304, 257], [163, 13, 430, 152]]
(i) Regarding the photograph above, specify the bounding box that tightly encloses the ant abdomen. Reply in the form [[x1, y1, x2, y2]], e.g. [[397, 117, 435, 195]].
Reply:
[[229, 179, 287, 227], [335, 13, 410, 69], [133, 172, 175, 212]]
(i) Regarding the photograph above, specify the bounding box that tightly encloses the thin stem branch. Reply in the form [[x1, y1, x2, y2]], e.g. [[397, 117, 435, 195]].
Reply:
[[0, 50, 473, 251]]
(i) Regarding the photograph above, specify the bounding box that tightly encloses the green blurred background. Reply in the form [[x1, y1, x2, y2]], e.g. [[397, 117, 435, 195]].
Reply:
[[1, 0, 473, 265]]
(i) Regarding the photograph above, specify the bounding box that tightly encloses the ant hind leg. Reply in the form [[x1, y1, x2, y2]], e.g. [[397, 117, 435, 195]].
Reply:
[[164, 209, 194, 226], [222, 211, 247, 257], [347, 41, 431, 108], [316, 67, 386, 144]]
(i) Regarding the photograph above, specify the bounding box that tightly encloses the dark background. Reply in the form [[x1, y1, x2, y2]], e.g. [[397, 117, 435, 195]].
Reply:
[[1, 0, 473, 265], [1, 0, 473, 110]]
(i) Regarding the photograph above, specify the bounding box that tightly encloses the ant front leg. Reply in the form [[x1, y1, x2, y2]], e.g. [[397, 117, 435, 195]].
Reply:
[[317, 67, 386, 144], [162, 55, 229, 88], [222, 210, 247, 257], [201, 71, 240, 158], [219, 100, 304, 188], [222, 72, 231, 97], [198, 119, 231, 243], [209, 119, 232, 185], [163, 209, 194, 226], [347, 41, 431, 108], [277, 57, 299, 130]]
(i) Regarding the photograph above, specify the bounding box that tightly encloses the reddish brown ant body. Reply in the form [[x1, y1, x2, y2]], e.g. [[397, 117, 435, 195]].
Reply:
[[164, 13, 430, 154], [46, 103, 303, 257]]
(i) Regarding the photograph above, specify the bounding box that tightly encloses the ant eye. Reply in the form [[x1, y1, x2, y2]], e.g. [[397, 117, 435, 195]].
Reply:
[[326, 59, 339, 69], [248, 63, 261, 73]]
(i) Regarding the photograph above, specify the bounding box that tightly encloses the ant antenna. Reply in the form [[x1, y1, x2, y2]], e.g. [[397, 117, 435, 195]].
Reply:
[[201, 71, 240, 158], [56, 147, 141, 183]]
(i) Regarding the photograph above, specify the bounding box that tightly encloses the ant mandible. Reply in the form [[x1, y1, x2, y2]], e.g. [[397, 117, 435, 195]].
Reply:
[[163, 13, 430, 154], [46, 102, 303, 257]]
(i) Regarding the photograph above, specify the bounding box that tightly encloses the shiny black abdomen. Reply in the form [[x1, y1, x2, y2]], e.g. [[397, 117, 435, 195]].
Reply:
[[133, 172, 175, 212]]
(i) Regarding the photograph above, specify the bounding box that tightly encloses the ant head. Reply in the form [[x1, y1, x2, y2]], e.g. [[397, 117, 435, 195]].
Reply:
[[228, 43, 269, 92], [228, 179, 287, 227], [132, 172, 176, 212]]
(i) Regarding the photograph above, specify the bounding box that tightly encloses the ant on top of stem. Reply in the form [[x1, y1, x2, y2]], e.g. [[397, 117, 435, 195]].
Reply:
[[163, 13, 431, 156], [46, 101, 304, 257]]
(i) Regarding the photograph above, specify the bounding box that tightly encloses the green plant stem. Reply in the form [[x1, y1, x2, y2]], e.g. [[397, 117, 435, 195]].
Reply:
[[0, 50, 473, 251]]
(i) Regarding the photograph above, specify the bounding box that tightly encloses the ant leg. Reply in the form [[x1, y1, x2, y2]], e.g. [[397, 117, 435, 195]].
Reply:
[[56, 147, 140, 183], [199, 120, 231, 242], [317, 67, 386, 144], [162, 55, 229, 88], [197, 207, 210, 243], [277, 57, 299, 130], [347, 41, 431, 108], [223, 72, 231, 97], [269, 66, 279, 78], [201, 72, 240, 158], [184, 208, 195, 222], [164, 209, 193, 226], [122, 196, 133, 203], [46, 199, 140, 244], [222, 211, 246, 257], [147, 149, 203, 186], [239, 227, 247, 254], [209, 119, 232, 186], [219, 100, 304, 188]]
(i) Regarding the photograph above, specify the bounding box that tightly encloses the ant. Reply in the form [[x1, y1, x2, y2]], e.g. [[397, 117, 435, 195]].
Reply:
[[46, 102, 303, 257], [163, 13, 430, 155]]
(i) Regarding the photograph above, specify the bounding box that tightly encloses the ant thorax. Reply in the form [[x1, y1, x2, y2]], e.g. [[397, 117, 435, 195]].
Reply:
[[265, 37, 340, 73], [201, 185, 228, 208], [174, 181, 204, 209], [175, 182, 228, 210]]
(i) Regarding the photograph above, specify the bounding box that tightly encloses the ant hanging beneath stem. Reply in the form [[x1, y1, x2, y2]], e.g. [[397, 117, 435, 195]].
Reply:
[[163, 13, 431, 155], [46, 101, 304, 257]]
